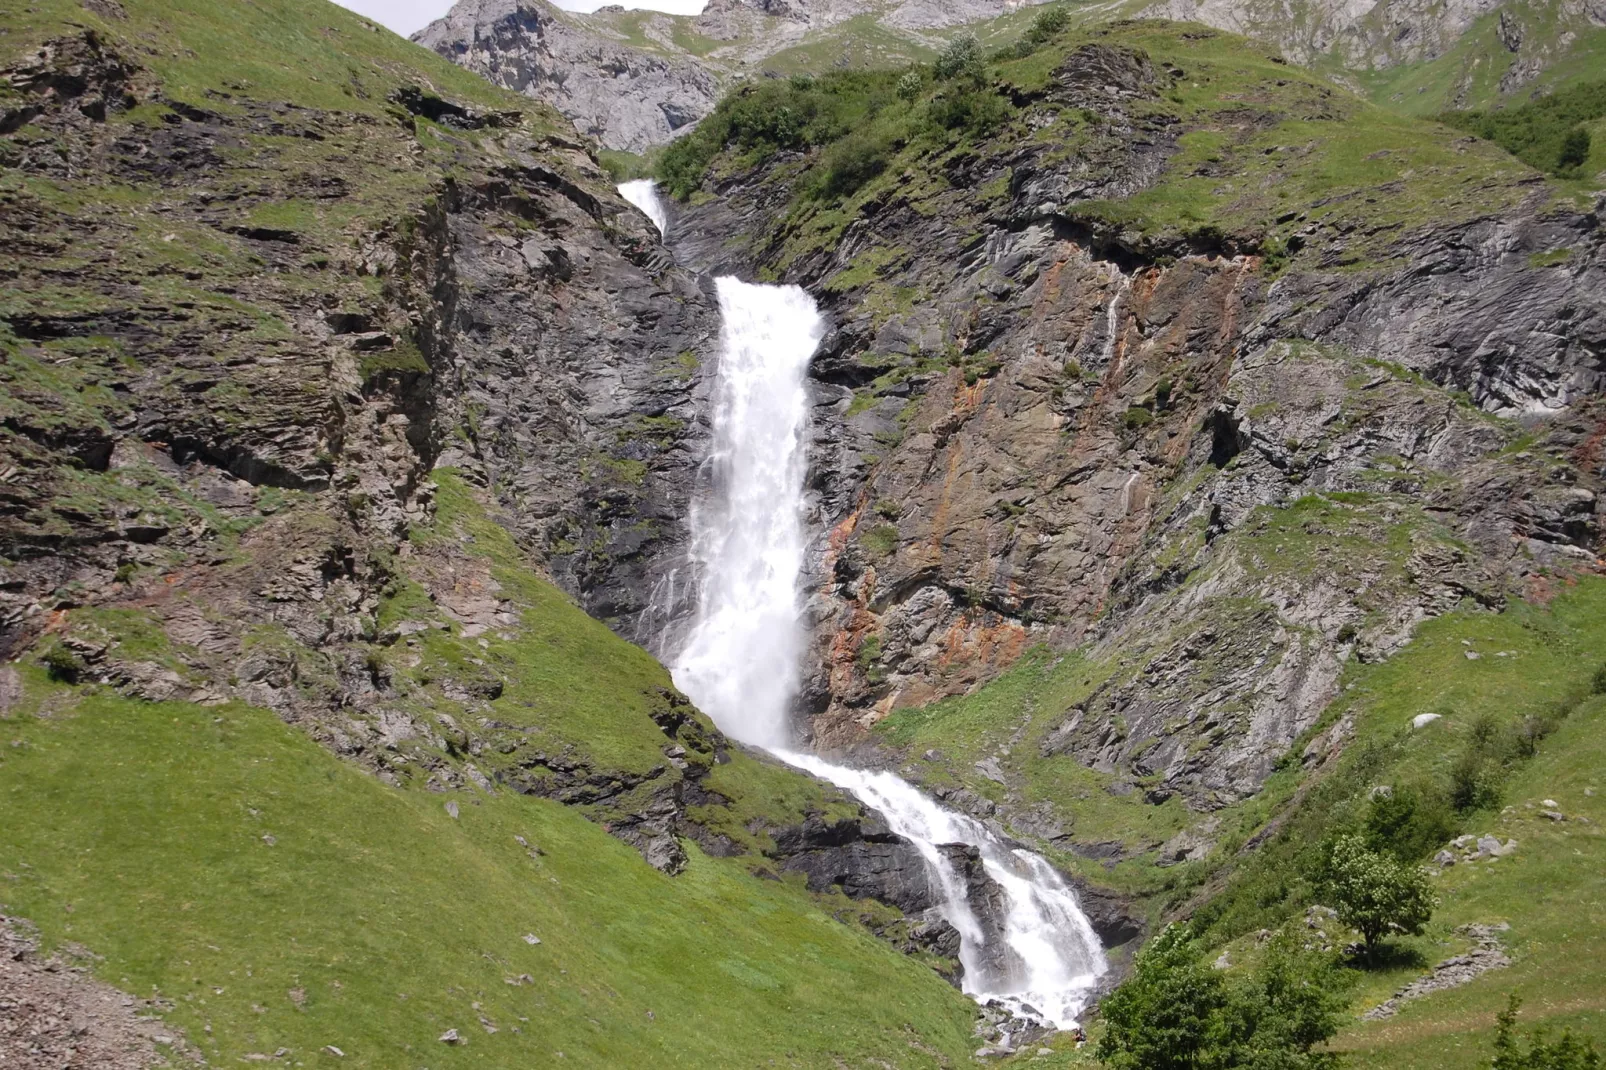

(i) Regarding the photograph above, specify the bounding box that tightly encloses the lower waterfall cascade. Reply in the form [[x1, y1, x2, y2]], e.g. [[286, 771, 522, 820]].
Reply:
[[620, 182, 1107, 1029]]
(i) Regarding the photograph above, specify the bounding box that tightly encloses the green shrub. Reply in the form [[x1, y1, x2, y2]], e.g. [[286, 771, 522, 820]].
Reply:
[[1020, 5, 1069, 51], [1124, 406, 1155, 430], [1098, 927, 1227, 1070], [933, 35, 983, 82], [1362, 786, 1458, 863], [812, 131, 894, 201], [1321, 834, 1437, 961], [42, 644, 85, 683], [1099, 926, 1347, 1070], [1492, 994, 1601, 1070], [1557, 127, 1592, 172], [926, 85, 1011, 136]]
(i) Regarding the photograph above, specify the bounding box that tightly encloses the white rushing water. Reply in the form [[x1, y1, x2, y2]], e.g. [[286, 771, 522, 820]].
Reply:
[[638, 180, 1107, 1029], [672, 277, 822, 748], [618, 178, 669, 236]]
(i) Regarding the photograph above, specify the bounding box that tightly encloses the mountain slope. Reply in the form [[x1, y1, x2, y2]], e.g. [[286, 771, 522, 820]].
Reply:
[[647, 18, 1605, 1059], [0, 1, 1028, 1064], [418, 0, 1606, 156], [412, 0, 1056, 152]]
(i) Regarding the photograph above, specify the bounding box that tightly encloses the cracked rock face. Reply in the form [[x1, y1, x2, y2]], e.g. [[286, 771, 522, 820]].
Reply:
[[414, 0, 721, 153], [667, 40, 1606, 816]]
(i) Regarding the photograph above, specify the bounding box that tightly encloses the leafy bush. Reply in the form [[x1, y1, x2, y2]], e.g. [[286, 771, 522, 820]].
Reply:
[[1099, 926, 1347, 1070], [1441, 77, 1606, 176], [1321, 835, 1436, 960], [810, 130, 895, 200], [1558, 127, 1592, 173], [933, 35, 984, 82], [1492, 995, 1601, 1070], [1361, 786, 1457, 863], [926, 85, 1011, 135], [42, 644, 85, 683], [1099, 927, 1228, 1070], [1009, 4, 1071, 57]]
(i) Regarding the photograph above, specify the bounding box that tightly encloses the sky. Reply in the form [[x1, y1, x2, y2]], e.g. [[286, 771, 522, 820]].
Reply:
[[332, 0, 708, 38]]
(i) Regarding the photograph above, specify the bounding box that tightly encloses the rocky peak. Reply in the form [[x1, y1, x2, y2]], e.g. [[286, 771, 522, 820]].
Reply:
[[414, 0, 720, 152]]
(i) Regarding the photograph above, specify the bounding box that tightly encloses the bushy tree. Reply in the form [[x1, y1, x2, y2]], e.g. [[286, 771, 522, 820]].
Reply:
[[1024, 4, 1070, 46], [1493, 995, 1601, 1070], [1099, 928, 1347, 1070], [1362, 787, 1457, 863], [933, 35, 984, 82], [1322, 835, 1436, 959], [1098, 926, 1228, 1070], [1223, 943, 1350, 1070], [1557, 127, 1592, 173]]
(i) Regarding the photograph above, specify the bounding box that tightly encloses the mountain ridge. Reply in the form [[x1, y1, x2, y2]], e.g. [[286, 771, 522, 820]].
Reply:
[[416, 0, 1606, 152]]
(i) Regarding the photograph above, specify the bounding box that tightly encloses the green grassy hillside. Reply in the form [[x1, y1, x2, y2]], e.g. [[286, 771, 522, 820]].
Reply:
[[0, 672, 978, 1068], [0, 464, 982, 1068], [887, 565, 1606, 1069]]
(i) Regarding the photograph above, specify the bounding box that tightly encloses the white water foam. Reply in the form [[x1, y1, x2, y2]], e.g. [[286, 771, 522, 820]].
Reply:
[[672, 278, 822, 749], [618, 178, 669, 236], [669, 273, 1106, 1029]]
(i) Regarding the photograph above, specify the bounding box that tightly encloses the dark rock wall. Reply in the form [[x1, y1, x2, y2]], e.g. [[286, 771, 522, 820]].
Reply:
[[0, 31, 708, 769]]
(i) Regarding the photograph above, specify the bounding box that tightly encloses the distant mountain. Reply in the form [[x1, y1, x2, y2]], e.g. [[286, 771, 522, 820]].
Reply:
[[413, 0, 1056, 152], [416, 0, 1604, 151]]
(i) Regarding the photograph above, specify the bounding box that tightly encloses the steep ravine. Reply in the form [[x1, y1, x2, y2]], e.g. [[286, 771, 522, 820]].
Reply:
[[0, 8, 1141, 1062]]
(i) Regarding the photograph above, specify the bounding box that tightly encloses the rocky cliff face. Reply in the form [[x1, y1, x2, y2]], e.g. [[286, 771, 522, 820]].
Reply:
[[413, 0, 722, 153], [0, 15, 735, 872], [665, 28, 1606, 830]]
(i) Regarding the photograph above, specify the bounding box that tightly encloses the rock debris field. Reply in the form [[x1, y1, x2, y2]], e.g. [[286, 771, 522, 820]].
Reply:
[[0, 913, 186, 1069]]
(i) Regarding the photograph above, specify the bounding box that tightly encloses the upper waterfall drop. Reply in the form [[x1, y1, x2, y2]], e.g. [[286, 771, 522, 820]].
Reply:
[[618, 179, 669, 236], [671, 277, 823, 748], [663, 257, 1106, 1032]]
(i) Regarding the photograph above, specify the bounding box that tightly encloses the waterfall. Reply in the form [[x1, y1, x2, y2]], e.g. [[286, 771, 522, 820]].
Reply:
[[777, 753, 1107, 1029], [672, 277, 822, 749], [1100, 268, 1129, 369], [618, 178, 669, 235], [624, 181, 1106, 1030]]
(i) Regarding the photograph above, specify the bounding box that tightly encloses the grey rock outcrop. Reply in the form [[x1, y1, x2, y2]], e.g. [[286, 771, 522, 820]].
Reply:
[[415, 0, 720, 153]]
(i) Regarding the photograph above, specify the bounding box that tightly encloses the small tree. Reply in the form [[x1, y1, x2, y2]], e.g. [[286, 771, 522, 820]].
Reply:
[[933, 35, 984, 82], [1024, 4, 1070, 46], [1493, 995, 1601, 1070], [1322, 835, 1437, 960], [1557, 127, 1592, 173]]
